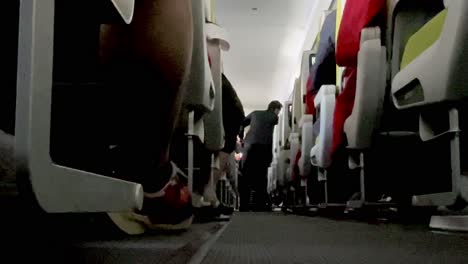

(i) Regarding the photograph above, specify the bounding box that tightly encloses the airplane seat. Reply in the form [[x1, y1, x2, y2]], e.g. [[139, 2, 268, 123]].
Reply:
[[307, 10, 337, 170], [267, 167, 274, 194], [298, 52, 315, 182], [271, 159, 278, 192], [289, 79, 302, 183], [292, 78, 302, 133], [308, 0, 387, 207], [183, 0, 216, 142], [15, 0, 144, 213], [310, 85, 336, 169], [198, 29, 233, 206], [305, 11, 337, 117], [334, 0, 387, 152], [390, 0, 468, 209], [276, 111, 289, 188], [382, 0, 444, 133], [288, 133, 300, 183], [175, 0, 216, 197], [299, 115, 314, 178], [204, 22, 230, 152], [51, 0, 122, 175], [278, 149, 291, 189], [301, 51, 315, 114], [269, 127, 280, 191], [279, 101, 293, 184], [342, 27, 387, 150], [392, 2, 468, 110]]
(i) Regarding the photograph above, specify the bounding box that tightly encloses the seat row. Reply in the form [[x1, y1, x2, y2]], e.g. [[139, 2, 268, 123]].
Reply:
[[269, 0, 468, 225]]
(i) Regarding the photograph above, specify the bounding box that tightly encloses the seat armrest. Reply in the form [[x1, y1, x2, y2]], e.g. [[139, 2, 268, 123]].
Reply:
[[314, 85, 336, 108], [344, 27, 387, 149]]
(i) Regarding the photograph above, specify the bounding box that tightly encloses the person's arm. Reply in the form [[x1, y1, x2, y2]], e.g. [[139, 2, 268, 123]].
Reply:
[[238, 113, 252, 140]]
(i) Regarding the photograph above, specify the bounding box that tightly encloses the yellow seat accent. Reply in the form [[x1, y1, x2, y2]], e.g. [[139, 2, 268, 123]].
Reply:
[[400, 9, 448, 69]]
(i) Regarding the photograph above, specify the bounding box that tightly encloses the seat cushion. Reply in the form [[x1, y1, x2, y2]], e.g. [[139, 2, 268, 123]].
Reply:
[[336, 0, 386, 67], [400, 9, 447, 69]]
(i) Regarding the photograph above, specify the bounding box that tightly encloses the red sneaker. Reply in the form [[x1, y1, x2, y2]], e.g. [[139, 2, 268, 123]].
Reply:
[[109, 162, 193, 235]]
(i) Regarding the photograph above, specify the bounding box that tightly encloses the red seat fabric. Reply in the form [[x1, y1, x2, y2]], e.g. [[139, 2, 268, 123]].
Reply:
[[331, 0, 386, 156], [292, 150, 302, 181], [305, 73, 316, 115], [336, 0, 386, 67], [332, 67, 357, 156]]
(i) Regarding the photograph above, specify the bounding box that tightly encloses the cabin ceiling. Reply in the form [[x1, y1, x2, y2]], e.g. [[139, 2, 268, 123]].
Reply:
[[215, 0, 332, 114]]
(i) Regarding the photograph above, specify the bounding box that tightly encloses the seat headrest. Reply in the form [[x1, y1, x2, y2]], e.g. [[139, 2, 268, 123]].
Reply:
[[110, 0, 134, 24], [336, 0, 386, 67]]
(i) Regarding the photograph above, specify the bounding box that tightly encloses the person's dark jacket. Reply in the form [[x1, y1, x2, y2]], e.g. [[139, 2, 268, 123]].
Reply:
[[222, 74, 245, 153]]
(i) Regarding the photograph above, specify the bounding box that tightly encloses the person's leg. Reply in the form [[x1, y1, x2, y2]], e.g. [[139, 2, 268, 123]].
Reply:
[[208, 151, 235, 215], [239, 144, 254, 211], [192, 146, 213, 207], [252, 144, 272, 211], [100, 0, 194, 229], [100, 0, 193, 182], [203, 152, 224, 207]]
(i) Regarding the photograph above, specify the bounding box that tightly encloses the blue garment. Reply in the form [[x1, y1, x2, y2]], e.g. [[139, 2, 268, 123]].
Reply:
[[309, 10, 337, 95]]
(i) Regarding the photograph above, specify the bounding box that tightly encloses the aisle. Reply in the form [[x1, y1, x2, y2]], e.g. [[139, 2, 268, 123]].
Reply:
[[201, 212, 468, 264]]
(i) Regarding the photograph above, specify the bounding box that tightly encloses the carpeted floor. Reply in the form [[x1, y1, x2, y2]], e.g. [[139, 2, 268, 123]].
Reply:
[[201, 212, 468, 264]]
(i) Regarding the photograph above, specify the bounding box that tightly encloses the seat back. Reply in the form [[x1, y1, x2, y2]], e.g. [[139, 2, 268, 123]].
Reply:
[[204, 23, 230, 151], [305, 11, 336, 116], [301, 51, 315, 114], [50, 0, 113, 174], [292, 78, 302, 133], [299, 115, 314, 177], [288, 133, 300, 182], [377, 0, 441, 132], [442, 1, 468, 101], [389, 1, 444, 80], [15, 0, 143, 212], [393, 0, 468, 108], [184, 0, 215, 115], [336, 0, 386, 67], [331, 0, 387, 152], [343, 28, 387, 150], [281, 101, 293, 147]]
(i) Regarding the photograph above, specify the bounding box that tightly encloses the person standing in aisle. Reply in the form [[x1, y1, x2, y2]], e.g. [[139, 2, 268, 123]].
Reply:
[[239, 101, 282, 211]]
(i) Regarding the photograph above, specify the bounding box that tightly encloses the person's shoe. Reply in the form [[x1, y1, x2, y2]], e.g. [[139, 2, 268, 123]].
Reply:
[[109, 162, 193, 235], [216, 203, 234, 216], [192, 192, 212, 208]]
